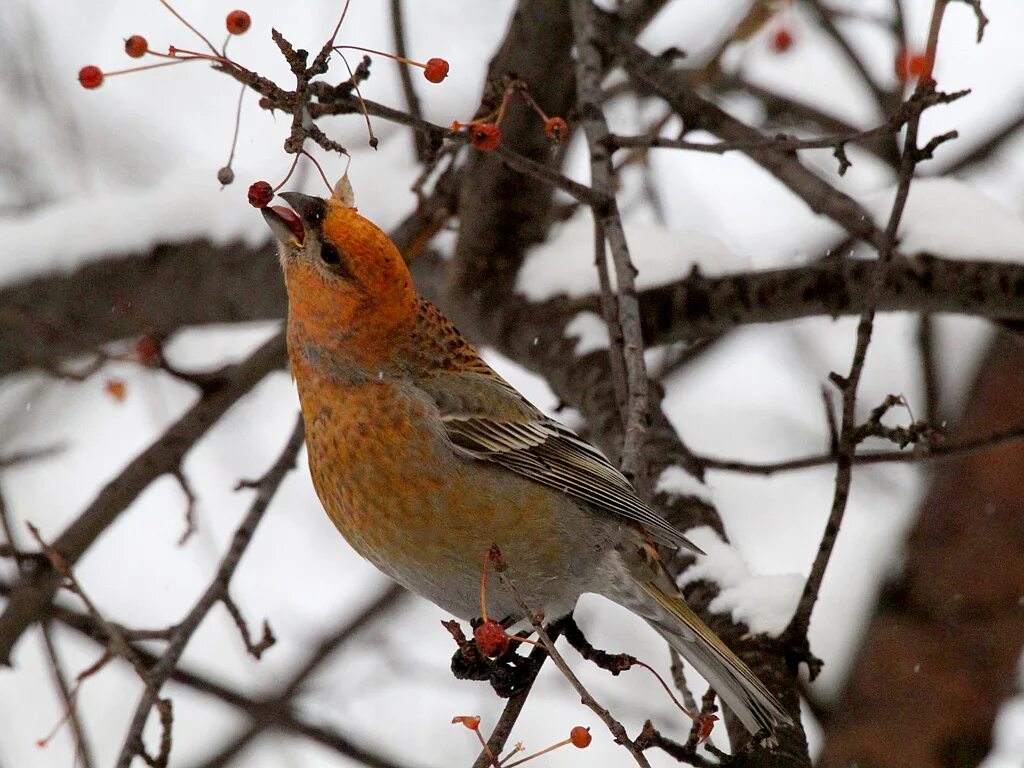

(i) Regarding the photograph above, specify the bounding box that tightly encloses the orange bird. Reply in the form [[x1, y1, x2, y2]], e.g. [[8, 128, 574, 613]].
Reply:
[[262, 191, 791, 740]]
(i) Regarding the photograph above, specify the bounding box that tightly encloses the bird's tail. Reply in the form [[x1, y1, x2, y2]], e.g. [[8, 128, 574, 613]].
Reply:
[[636, 579, 792, 743]]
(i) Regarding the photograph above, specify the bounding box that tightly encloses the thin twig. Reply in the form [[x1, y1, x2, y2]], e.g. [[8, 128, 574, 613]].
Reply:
[[697, 422, 1024, 476], [0, 332, 287, 666], [40, 620, 96, 768], [782, 0, 959, 654], [494, 554, 651, 768], [114, 414, 305, 768], [571, 0, 651, 484]]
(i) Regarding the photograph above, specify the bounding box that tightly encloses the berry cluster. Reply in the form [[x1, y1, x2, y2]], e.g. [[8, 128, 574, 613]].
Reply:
[[78, 8, 254, 91], [452, 716, 591, 766], [452, 78, 569, 152], [79, 1, 451, 206]]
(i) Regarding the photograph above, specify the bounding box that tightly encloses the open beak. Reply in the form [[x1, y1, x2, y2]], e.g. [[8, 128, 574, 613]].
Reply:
[[261, 192, 327, 247], [262, 203, 304, 246]]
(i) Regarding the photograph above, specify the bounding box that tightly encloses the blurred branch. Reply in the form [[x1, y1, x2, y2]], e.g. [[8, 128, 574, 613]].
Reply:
[[3, 244, 1022, 383], [39, 620, 96, 768], [0, 577, 416, 768], [389, 0, 429, 161], [0, 331, 287, 666]]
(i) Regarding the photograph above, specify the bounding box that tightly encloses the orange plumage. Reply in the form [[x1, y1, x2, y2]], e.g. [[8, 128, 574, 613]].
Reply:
[[263, 191, 791, 740]]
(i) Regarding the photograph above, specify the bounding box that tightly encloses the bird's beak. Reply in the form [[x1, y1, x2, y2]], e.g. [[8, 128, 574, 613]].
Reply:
[[262, 203, 305, 247]]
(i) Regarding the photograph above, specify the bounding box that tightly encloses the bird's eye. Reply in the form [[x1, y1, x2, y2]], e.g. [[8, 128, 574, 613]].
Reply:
[[320, 243, 342, 266], [318, 242, 354, 279]]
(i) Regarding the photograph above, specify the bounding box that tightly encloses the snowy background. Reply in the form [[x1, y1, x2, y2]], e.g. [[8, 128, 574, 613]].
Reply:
[[1, 0, 1023, 765]]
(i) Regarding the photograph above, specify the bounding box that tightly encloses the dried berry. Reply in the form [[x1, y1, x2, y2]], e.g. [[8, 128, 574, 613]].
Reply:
[[473, 619, 510, 657], [696, 714, 719, 745], [217, 166, 236, 186], [226, 10, 251, 35], [135, 336, 160, 364], [124, 35, 148, 58], [247, 180, 274, 208], [771, 28, 794, 53], [423, 57, 449, 83], [544, 116, 569, 142], [570, 726, 592, 749], [78, 66, 104, 89], [105, 379, 127, 402], [451, 715, 481, 730], [467, 122, 501, 152]]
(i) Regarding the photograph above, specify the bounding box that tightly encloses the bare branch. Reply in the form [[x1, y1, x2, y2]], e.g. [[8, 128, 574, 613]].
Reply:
[[115, 414, 305, 768]]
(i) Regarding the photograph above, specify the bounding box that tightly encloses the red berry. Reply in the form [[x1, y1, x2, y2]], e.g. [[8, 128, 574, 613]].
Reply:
[[473, 619, 510, 657], [78, 66, 103, 89], [423, 57, 449, 83], [771, 27, 794, 53], [124, 35, 148, 58], [570, 726, 592, 748], [544, 116, 569, 142], [247, 181, 274, 208], [226, 10, 251, 35], [467, 122, 501, 152], [895, 48, 931, 82]]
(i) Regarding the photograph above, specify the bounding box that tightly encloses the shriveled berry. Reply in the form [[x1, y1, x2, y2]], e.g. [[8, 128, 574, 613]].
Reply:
[[125, 35, 148, 58], [473, 619, 510, 657], [217, 166, 235, 186], [771, 28, 794, 53], [696, 714, 719, 745], [451, 715, 481, 730], [544, 116, 569, 142], [423, 57, 449, 83], [226, 10, 251, 35], [467, 122, 500, 152], [247, 180, 274, 208], [78, 66, 104, 89], [570, 726, 592, 749]]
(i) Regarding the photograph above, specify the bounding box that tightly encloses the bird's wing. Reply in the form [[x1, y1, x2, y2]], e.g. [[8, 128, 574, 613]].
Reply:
[[418, 370, 703, 552]]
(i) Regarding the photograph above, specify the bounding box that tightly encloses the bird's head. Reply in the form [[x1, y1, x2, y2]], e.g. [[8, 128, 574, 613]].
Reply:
[[262, 192, 416, 369]]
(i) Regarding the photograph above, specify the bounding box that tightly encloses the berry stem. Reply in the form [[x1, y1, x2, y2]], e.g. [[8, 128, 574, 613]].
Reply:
[[221, 82, 246, 177], [102, 59, 190, 79], [326, 0, 354, 50], [632, 659, 698, 721], [156, 0, 221, 57], [518, 89, 550, 122], [480, 547, 491, 623], [334, 44, 425, 69], [336, 52, 378, 149], [165, 46, 239, 70], [503, 738, 573, 767]]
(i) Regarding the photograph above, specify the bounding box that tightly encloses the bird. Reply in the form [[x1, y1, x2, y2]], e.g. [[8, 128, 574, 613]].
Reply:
[[262, 189, 792, 741]]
